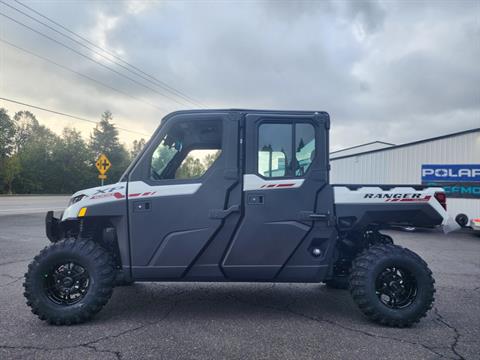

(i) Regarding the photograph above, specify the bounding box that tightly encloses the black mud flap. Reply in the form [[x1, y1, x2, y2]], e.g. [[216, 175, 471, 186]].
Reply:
[[45, 211, 60, 242]]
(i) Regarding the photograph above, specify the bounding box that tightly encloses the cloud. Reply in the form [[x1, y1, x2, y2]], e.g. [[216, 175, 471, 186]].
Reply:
[[345, 0, 386, 34], [0, 0, 478, 149]]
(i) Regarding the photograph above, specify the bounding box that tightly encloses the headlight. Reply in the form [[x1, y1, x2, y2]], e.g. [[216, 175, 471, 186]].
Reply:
[[69, 194, 86, 205]]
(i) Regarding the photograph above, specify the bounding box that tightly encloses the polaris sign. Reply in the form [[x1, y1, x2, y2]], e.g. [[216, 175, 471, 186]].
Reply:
[[421, 164, 480, 199], [421, 164, 480, 183]]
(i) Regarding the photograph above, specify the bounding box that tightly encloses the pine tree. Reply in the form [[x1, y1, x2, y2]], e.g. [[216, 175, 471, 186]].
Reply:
[[89, 111, 130, 184]]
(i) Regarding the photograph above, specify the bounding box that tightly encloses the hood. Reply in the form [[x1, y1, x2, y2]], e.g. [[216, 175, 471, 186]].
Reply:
[[62, 182, 127, 221]]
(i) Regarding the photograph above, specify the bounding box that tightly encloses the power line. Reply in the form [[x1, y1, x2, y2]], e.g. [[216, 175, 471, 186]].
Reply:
[[6, 0, 204, 108], [0, 11, 189, 108], [13, 0, 204, 107], [0, 97, 150, 137], [0, 37, 165, 112]]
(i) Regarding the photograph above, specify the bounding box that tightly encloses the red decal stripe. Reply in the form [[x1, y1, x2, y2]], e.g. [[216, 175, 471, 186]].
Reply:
[[385, 196, 431, 203], [113, 192, 125, 199], [129, 193, 140, 197], [276, 183, 294, 187]]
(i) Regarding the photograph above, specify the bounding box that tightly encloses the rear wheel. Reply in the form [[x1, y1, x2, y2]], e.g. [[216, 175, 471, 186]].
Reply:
[[349, 244, 435, 327], [24, 238, 116, 325]]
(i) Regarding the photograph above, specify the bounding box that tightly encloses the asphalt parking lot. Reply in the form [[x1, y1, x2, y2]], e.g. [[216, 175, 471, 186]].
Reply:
[[0, 197, 479, 359]]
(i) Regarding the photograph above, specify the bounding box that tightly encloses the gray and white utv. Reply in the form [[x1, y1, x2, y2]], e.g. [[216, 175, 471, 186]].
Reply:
[[24, 110, 448, 326]]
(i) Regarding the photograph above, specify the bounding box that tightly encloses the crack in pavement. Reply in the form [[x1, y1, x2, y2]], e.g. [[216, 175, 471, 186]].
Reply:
[[0, 273, 23, 287], [0, 298, 180, 358], [82, 344, 123, 360], [0, 277, 23, 287], [0, 284, 470, 359], [1, 273, 19, 279], [226, 291, 451, 360], [433, 307, 465, 360], [0, 258, 30, 267]]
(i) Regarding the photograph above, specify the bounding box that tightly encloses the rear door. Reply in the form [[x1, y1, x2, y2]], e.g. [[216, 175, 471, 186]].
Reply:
[[127, 111, 241, 280], [222, 111, 337, 281]]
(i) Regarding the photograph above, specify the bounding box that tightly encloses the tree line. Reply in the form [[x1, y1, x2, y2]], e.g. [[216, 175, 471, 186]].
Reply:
[[0, 108, 146, 194]]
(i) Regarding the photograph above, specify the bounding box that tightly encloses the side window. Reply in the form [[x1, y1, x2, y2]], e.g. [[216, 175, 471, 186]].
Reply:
[[175, 149, 221, 179], [258, 124, 292, 177], [151, 135, 181, 177], [295, 123, 315, 176], [257, 122, 315, 178], [150, 119, 222, 180]]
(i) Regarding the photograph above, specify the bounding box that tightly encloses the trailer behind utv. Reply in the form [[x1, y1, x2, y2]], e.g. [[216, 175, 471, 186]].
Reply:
[[25, 110, 447, 327]]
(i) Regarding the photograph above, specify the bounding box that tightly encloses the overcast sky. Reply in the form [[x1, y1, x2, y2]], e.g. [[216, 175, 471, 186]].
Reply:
[[0, 0, 478, 150]]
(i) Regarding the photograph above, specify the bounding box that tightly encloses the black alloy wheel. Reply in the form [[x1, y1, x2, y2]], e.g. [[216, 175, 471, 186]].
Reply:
[[44, 261, 90, 305], [375, 266, 417, 309]]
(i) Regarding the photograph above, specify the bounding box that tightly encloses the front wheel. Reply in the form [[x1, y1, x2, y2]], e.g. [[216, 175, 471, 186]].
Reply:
[[349, 244, 435, 327], [24, 239, 116, 325]]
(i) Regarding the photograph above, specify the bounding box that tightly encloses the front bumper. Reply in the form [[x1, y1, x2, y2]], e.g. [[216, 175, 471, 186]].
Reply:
[[45, 211, 61, 242]]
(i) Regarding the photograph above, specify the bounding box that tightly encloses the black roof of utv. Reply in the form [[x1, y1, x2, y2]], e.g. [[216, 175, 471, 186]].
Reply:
[[163, 108, 329, 118]]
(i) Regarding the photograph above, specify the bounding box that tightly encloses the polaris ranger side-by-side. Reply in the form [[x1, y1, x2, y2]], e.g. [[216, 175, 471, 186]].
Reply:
[[24, 110, 448, 326]]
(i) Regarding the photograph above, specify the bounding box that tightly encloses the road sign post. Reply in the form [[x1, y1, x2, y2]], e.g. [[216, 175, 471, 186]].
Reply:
[[95, 154, 111, 186]]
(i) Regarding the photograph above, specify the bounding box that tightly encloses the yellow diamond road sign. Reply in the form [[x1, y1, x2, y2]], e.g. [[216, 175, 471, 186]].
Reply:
[[95, 154, 111, 175]]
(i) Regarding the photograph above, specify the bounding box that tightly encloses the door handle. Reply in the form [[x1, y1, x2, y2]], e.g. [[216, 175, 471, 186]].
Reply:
[[299, 211, 333, 224], [209, 205, 240, 219], [133, 200, 151, 212], [309, 214, 328, 220]]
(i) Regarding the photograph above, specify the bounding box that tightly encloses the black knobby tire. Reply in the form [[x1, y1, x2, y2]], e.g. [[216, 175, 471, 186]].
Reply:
[[24, 238, 116, 325], [349, 244, 435, 327]]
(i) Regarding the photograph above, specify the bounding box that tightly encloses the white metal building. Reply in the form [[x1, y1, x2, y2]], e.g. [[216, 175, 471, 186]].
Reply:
[[330, 128, 480, 223]]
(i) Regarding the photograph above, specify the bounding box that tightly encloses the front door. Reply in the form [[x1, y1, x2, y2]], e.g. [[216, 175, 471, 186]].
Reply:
[[222, 111, 337, 281], [127, 111, 241, 280]]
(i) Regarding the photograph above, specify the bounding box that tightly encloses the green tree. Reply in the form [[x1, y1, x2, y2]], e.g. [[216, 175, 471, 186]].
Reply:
[[89, 111, 130, 184], [0, 108, 16, 158], [13, 111, 39, 152], [203, 150, 221, 168], [52, 128, 93, 193], [130, 138, 146, 160], [2, 155, 21, 194], [12, 114, 61, 193], [175, 156, 205, 179], [0, 108, 17, 193]]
